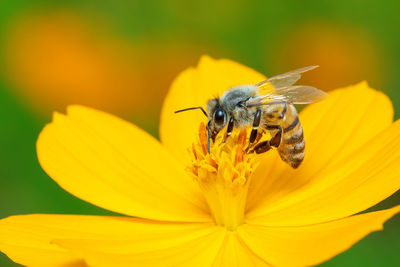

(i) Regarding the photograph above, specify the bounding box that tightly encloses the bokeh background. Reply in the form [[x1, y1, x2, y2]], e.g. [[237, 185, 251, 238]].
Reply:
[[1, 0, 400, 266]]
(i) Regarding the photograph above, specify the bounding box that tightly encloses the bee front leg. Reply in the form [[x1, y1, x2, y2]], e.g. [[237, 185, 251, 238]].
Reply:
[[222, 117, 234, 144], [245, 110, 262, 152]]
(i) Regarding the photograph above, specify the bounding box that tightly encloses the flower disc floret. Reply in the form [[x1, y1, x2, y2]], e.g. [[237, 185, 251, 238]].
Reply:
[[189, 123, 258, 230]]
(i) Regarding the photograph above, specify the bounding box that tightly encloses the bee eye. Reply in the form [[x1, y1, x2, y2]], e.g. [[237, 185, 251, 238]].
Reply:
[[214, 109, 226, 126]]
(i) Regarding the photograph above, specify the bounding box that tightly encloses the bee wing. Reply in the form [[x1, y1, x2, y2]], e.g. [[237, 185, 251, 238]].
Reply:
[[248, 85, 328, 106], [255, 65, 319, 91]]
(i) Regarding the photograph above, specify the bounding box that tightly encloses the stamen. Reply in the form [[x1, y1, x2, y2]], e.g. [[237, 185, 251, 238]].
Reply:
[[188, 122, 258, 230]]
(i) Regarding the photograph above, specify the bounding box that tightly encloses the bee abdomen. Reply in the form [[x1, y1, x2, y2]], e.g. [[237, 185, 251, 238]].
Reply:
[[284, 127, 303, 144], [278, 113, 305, 169]]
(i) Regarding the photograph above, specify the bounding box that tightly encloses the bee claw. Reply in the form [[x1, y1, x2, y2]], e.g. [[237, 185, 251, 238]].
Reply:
[[244, 144, 253, 153]]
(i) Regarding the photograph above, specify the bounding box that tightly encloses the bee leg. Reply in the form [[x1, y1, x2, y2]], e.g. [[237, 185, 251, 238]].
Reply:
[[268, 126, 282, 148], [245, 110, 261, 152], [222, 117, 235, 144], [251, 141, 271, 154], [250, 126, 282, 154]]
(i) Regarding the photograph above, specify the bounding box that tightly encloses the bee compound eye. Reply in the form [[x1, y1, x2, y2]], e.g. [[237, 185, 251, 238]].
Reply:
[[214, 109, 225, 125]]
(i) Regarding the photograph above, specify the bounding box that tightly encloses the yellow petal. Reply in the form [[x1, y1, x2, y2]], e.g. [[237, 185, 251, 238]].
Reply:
[[54, 228, 226, 267], [247, 82, 395, 222], [247, 119, 400, 226], [160, 55, 266, 166], [301, 81, 393, 168], [0, 214, 218, 267], [238, 206, 400, 267], [37, 105, 210, 222], [212, 232, 270, 267]]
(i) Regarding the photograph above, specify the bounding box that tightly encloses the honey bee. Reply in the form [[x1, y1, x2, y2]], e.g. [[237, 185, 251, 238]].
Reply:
[[175, 66, 327, 168]]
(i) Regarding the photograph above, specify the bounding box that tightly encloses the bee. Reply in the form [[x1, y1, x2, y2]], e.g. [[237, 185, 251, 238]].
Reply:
[[175, 66, 327, 168]]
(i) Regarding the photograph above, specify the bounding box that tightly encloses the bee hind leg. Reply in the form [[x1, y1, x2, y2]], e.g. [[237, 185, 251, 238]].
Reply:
[[269, 127, 282, 147], [251, 140, 271, 154], [250, 127, 282, 154]]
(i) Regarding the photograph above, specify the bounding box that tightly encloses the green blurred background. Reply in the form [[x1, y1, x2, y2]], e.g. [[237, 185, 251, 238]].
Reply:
[[1, 0, 400, 266]]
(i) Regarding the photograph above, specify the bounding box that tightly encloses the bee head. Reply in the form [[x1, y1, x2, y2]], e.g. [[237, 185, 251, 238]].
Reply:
[[206, 98, 228, 140]]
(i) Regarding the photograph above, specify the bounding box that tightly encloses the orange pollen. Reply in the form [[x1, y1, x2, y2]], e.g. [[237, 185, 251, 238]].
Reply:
[[234, 130, 247, 165], [191, 143, 197, 160], [198, 123, 208, 155]]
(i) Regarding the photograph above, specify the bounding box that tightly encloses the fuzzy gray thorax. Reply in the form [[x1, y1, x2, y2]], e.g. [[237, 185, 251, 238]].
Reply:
[[220, 85, 256, 112], [220, 85, 258, 127]]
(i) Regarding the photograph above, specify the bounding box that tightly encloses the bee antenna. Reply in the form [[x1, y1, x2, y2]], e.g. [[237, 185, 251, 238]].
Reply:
[[174, 107, 208, 117]]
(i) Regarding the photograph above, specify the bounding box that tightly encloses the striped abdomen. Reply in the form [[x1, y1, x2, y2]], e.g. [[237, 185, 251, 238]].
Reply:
[[263, 103, 305, 168]]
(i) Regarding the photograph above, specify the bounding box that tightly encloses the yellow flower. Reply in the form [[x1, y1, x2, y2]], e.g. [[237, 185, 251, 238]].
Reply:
[[1, 56, 400, 266]]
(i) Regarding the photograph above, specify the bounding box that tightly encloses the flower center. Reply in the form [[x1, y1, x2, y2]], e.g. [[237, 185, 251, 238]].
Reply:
[[188, 123, 258, 230]]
